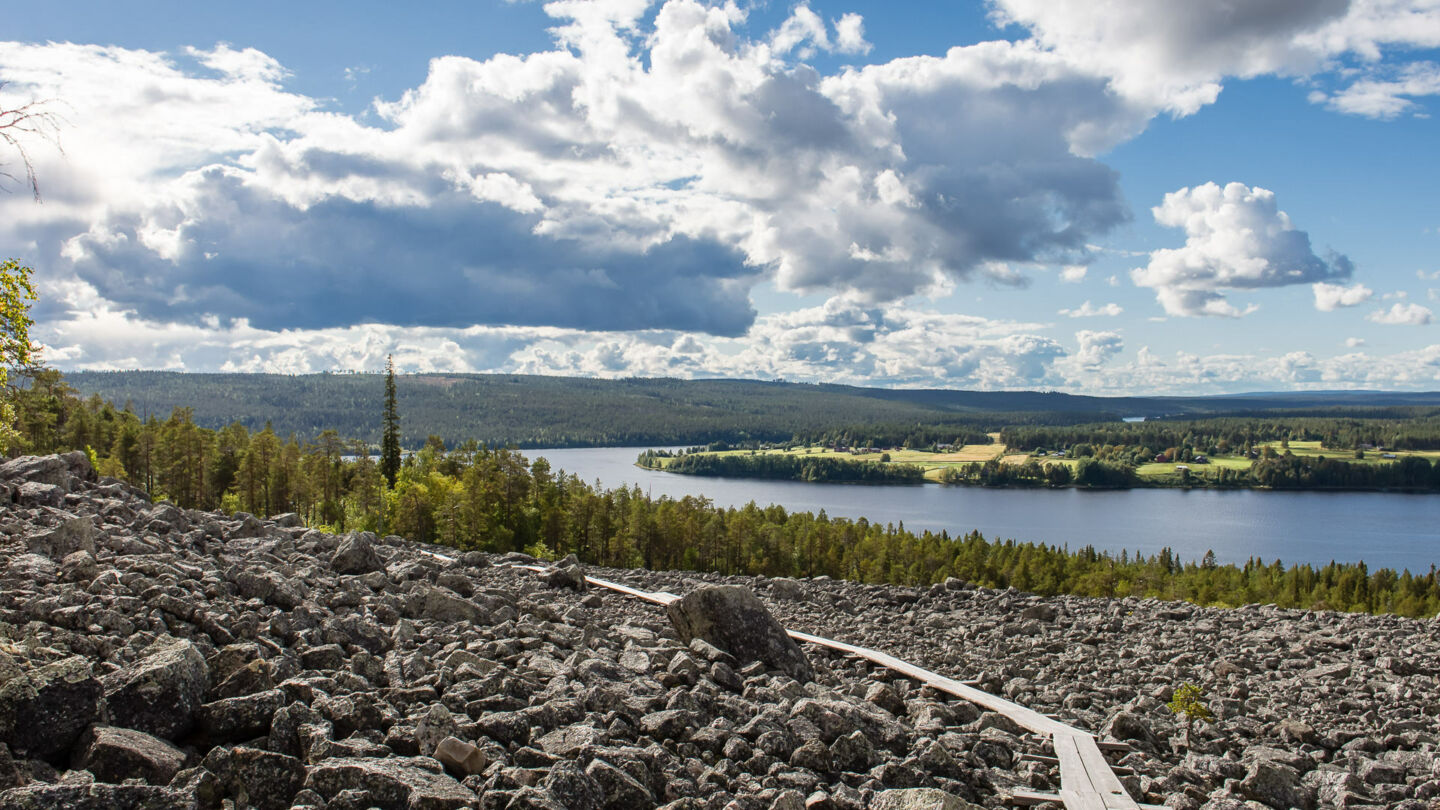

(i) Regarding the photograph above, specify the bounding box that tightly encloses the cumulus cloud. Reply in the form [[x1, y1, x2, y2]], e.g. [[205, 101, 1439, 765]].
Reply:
[[1313, 281, 1374, 311], [992, 0, 1440, 116], [0, 1, 1154, 340], [1073, 330, 1123, 366], [1059, 265, 1087, 283], [1058, 300, 1123, 318], [1367, 302, 1434, 325], [1346, 337, 1366, 347], [1131, 182, 1353, 317]]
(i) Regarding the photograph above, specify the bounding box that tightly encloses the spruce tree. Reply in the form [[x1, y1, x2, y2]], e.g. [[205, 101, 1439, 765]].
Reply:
[[381, 355, 401, 487]]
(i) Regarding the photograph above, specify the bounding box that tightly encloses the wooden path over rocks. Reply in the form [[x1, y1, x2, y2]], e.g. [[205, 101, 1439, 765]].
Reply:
[[518, 566, 1167, 810]]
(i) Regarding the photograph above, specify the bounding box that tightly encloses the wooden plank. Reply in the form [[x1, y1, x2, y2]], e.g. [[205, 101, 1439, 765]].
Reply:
[[1054, 734, 1108, 810], [1019, 754, 1133, 776], [1073, 733, 1141, 810], [787, 628, 1074, 738], [1006, 790, 1064, 806]]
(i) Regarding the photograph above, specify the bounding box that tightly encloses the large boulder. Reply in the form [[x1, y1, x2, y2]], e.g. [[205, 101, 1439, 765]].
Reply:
[[103, 636, 210, 741], [27, 516, 98, 559], [332, 532, 384, 574], [0, 656, 102, 761], [229, 746, 307, 810], [665, 585, 813, 682], [303, 756, 475, 810], [72, 726, 187, 785], [420, 587, 488, 625], [197, 688, 286, 742]]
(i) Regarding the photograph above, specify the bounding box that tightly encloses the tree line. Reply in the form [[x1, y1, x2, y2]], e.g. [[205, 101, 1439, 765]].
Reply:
[[640, 450, 926, 484], [1001, 413, 1440, 455]]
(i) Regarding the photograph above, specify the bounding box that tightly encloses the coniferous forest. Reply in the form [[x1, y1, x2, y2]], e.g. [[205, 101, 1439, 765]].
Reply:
[[6, 366, 1440, 618]]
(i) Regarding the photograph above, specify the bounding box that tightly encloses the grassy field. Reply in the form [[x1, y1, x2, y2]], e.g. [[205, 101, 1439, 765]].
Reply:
[[654, 437, 1440, 486]]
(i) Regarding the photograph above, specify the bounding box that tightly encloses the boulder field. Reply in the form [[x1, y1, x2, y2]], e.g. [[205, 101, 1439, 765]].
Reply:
[[0, 452, 1436, 810]]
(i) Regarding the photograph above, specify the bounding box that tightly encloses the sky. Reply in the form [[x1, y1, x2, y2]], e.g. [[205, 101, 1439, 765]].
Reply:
[[2, 0, 1439, 395]]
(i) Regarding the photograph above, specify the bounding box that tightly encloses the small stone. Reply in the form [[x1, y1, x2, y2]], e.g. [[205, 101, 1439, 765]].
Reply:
[[433, 737, 487, 777]]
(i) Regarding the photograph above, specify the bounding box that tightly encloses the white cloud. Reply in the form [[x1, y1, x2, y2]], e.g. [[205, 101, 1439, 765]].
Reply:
[[1367, 302, 1434, 325], [1346, 337, 1366, 347], [1132, 182, 1352, 317], [833, 13, 872, 55], [1313, 281, 1374, 311], [1073, 330, 1124, 366], [1315, 61, 1440, 118], [1060, 265, 1087, 283], [1058, 300, 1123, 318], [992, 0, 1440, 116], [0, 2, 1150, 339]]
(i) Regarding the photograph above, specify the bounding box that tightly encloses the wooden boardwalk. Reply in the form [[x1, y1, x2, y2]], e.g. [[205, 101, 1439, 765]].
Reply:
[[518, 567, 1160, 810]]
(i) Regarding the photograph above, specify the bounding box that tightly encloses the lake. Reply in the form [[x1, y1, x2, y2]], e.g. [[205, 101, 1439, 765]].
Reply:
[[526, 446, 1440, 574]]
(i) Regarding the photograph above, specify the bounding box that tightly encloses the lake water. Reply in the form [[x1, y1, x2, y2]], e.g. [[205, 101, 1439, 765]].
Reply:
[[526, 446, 1440, 574]]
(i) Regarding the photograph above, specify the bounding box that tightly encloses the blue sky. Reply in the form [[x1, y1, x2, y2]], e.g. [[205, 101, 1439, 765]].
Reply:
[[3, 0, 1439, 393]]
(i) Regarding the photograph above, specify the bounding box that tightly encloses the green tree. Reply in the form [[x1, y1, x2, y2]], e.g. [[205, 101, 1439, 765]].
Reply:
[[0, 259, 38, 453], [381, 355, 402, 487]]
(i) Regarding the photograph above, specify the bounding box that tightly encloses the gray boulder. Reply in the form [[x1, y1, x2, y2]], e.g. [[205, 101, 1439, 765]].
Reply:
[[103, 636, 210, 741], [420, 587, 487, 625], [869, 788, 982, 810], [585, 759, 654, 810], [72, 725, 187, 785], [541, 564, 587, 591], [230, 746, 307, 810], [0, 656, 102, 761], [28, 516, 98, 559], [332, 532, 384, 574], [303, 756, 474, 810], [666, 585, 813, 682], [197, 688, 286, 742]]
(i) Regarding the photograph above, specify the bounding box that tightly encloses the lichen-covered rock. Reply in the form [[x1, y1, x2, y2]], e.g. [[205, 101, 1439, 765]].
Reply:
[[304, 756, 475, 810], [197, 688, 285, 742], [870, 788, 981, 810], [72, 725, 187, 785], [665, 585, 813, 681], [229, 746, 307, 810], [0, 656, 101, 761], [28, 516, 98, 559], [103, 636, 209, 741]]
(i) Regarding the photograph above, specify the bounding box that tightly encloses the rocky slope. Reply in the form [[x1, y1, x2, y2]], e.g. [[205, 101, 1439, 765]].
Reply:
[[0, 452, 1436, 810]]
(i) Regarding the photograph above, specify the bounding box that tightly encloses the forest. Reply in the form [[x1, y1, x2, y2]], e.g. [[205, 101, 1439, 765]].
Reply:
[[63, 370, 1440, 449], [5, 367, 1440, 618]]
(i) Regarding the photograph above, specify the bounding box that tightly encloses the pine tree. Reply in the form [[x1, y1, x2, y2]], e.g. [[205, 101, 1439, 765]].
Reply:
[[381, 355, 402, 487]]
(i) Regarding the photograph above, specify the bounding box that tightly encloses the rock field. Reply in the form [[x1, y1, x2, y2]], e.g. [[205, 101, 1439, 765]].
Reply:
[[0, 451, 1437, 810]]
